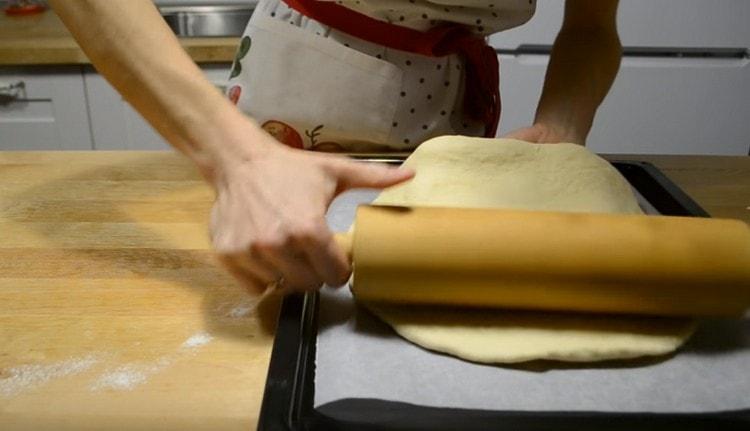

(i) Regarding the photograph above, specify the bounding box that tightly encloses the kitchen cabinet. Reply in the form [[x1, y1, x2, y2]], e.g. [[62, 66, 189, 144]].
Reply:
[[497, 53, 750, 156], [2, 0, 747, 154], [492, 0, 750, 50], [84, 64, 233, 151], [0, 66, 92, 150], [492, 0, 750, 155], [0, 64, 233, 151]]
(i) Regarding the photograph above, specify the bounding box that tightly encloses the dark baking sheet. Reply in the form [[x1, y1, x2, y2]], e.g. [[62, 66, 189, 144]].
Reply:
[[257, 161, 750, 431]]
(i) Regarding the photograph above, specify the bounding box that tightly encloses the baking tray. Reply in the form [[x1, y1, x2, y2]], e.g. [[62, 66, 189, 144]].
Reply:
[[257, 160, 749, 431]]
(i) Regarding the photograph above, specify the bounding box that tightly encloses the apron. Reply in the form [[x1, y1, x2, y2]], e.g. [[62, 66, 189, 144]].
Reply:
[[226, 0, 495, 152]]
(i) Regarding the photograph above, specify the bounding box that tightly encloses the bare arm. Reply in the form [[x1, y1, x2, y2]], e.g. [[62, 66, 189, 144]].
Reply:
[[49, 0, 413, 293], [48, 0, 250, 176], [505, 0, 621, 145]]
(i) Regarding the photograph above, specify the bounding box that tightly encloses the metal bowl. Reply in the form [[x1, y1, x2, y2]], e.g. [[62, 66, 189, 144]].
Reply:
[[160, 5, 253, 37]]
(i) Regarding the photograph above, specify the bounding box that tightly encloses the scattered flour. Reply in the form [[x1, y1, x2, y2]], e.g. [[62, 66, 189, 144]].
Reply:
[[0, 355, 100, 397], [217, 298, 258, 319], [228, 304, 253, 318], [91, 367, 148, 391], [182, 332, 214, 349], [90, 358, 171, 392], [91, 332, 214, 391], [1, 334, 219, 395]]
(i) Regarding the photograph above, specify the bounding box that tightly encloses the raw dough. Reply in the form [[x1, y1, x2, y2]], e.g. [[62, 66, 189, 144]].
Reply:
[[372, 137, 643, 214], [363, 136, 696, 363], [366, 305, 696, 363]]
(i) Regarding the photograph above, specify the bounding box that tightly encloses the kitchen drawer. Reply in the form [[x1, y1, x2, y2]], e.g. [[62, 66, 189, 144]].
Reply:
[[84, 64, 233, 150], [0, 67, 92, 151], [497, 54, 750, 155]]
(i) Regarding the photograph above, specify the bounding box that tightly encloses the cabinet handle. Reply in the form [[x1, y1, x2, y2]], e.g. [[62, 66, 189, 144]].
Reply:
[[0, 80, 26, 103]]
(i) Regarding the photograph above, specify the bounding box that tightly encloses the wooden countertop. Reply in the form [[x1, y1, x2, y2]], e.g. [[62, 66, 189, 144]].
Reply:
[[610, 154, 750, 223], [0, 151, 748, 430], [0, 9, 238, 65], [0, 152, 278, 431]]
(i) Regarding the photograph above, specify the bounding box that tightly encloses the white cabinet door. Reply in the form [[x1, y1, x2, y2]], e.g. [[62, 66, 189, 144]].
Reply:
[[0, 67, 92, 151], [491, 0, 750, 50], [84, 64, 233, 150], [497, 54, 750, 155], [492, 0, 750, 155]]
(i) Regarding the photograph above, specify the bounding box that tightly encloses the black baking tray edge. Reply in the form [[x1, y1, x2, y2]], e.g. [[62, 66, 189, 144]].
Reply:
[[257, 160, 749, 431]]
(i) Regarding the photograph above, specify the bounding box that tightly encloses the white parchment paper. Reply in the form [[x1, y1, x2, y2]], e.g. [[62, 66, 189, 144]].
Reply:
[[316, 189, 750, 413]]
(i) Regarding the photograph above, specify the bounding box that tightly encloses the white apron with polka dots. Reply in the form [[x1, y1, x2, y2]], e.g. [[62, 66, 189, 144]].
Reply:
[[226, 0, 534, 151]]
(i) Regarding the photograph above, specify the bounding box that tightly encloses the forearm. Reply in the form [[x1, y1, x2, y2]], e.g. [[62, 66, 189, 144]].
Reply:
[[49, 0, 262, 177], [534, 2, 621, 144]]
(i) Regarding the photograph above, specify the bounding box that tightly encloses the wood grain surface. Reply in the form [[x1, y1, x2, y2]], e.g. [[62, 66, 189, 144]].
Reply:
[[0, 151, 280, 431], [0, 10, 238, 65], [607, 154, 750, 223], [0, 151, 748, 430]]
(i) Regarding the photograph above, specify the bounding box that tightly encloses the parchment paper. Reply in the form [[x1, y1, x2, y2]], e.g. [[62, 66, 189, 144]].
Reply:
[[316, 189, 750, 413]]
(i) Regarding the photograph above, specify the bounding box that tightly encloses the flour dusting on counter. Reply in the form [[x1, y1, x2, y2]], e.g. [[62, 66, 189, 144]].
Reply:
[[182, 332, 213, 349], [217, 297, 259, 319], [228, 303, 253, 318], [90, 332, 215, 391], [91, 358, 171, 391], [0, 355, 100, 397], [91, 367, 148, 391]]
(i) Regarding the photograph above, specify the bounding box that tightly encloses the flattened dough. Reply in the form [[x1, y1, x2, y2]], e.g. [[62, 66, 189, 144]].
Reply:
[[364, 136, 696, 363]]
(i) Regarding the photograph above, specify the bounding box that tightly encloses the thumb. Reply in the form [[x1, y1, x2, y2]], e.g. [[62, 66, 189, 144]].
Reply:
[[330, 159, 415, 192]]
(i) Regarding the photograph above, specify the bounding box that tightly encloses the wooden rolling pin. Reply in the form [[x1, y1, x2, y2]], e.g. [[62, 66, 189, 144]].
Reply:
[[335, 206, 750, 317]]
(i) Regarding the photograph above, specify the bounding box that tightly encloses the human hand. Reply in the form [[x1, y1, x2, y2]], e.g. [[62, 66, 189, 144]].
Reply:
[[208, 122, 414, 295], [502, 122, 584, 145]]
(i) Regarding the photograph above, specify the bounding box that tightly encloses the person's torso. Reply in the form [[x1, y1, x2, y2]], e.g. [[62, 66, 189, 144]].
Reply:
[[226, 0, 536, 152]]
